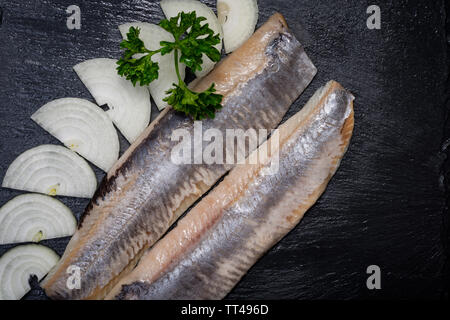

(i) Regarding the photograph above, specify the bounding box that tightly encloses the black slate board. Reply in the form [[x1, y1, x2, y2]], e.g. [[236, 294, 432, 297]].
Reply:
[[0, 0, 448, 300]]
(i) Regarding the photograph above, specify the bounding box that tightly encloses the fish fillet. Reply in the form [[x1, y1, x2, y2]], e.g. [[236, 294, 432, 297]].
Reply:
[[41, 13, 317, 300], [107, 80, 354, 300]]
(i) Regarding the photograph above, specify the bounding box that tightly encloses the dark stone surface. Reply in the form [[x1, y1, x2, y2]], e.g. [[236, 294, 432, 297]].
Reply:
[[0, 0, 448, 300]]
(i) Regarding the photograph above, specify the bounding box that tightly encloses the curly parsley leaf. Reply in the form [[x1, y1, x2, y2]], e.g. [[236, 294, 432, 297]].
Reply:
[[159, 11, 221, 72], [164, 83, 222, 120], [116, 27, 160, 86]]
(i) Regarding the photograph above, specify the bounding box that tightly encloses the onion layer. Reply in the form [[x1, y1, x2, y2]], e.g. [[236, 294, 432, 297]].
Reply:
[[119, 23, 186, 111], [160, 0, 223, 77], [74, 58, 151, 143], [217, 0, 258, 53], [0, 194, 77, 245], [0, 244, 59, 300], [31, 98, 120, 172], [2, 145, 97, 198]]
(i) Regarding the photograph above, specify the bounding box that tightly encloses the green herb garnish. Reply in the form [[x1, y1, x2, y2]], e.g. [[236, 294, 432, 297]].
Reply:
[[117, 11, 223, 120]]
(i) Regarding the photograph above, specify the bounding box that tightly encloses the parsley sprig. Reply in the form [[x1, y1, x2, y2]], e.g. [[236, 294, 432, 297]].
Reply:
[[117, 11, 223, 120]]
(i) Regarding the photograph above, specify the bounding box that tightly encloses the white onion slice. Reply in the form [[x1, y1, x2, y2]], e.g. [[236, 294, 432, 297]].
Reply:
[[217, 0, 258, 53], [2, 145, 97, 198], [119, 22, 186, 111], [0, 194, 77, 245], [31, 98, 120, 172], [0, 244, 59, 300], [160, 0, 223, 77], [74, 58, 151, 143]]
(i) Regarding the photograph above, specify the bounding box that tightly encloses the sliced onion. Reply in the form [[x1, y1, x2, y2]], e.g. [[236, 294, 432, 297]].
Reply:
[[160, 0, 223, 77], [31, 98, 120, 172], [0, 194, 77, 245], [217, 0, 258, 53], [119, 22, 186, 111], [73, 58, 151, 143], [1, 145, 97, 198], [0, 244, 59, 300]]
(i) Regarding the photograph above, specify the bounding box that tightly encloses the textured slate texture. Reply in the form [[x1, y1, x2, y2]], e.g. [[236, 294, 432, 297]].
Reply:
[[0, 0, 448, 300]]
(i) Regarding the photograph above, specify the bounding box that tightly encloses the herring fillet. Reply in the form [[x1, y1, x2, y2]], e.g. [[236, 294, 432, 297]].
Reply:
[[107, 81, 354, 300], [41, 13, 317, 300]]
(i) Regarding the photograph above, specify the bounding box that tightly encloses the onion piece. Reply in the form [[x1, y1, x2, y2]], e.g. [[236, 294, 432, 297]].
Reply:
[[74, 58, 151, 143], [0, 244, 59, 300], [31, 98, 120, 172], [217, 0, 258, 53], [119, 23, 186, 111], [1, 145, 97, 198], [160, 0, 223, 77], [0, 194, 77, 245]]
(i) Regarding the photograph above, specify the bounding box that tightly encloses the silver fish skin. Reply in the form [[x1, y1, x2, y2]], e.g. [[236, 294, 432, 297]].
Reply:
[[108, 80, 354, 300], [42, 13, 317, 300]]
